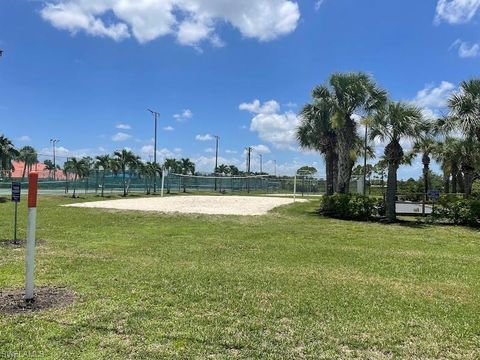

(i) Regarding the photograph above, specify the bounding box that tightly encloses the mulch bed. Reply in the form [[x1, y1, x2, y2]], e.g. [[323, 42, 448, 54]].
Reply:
[[0, 286, 75, 315], [0, 239, 47, 247]]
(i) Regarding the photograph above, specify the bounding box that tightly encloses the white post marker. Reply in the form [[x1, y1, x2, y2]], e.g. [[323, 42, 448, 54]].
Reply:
[[160, 169, 166, 197], [25, 172, 38, 303], [293, 174, 297, 203]]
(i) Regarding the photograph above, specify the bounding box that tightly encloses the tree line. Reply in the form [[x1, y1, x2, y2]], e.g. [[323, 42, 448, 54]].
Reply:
[[298, 72, 480, 222]]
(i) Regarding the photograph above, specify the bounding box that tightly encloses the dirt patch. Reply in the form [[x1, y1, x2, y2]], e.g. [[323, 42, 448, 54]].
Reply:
[[0, 239, 47, 247], [0, 286, 75, 315]]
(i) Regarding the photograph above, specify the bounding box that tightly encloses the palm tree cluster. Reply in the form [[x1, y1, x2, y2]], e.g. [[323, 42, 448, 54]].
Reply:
[[298, 73, 480, 222]]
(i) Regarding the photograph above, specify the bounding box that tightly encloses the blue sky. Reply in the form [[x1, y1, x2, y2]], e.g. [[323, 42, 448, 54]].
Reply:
[[1, 0, 479, 177]]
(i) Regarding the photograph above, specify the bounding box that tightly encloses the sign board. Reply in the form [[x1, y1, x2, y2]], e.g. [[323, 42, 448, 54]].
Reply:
[[427, 190, 440, 200], [11, 182, 21, 203]]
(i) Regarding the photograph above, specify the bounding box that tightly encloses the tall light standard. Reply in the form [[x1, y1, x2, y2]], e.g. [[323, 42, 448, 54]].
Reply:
[[50, 139, 60, 180], [147, 109, 160, 193], [213, 135, 220, 191], [245, 147, 252, 193]]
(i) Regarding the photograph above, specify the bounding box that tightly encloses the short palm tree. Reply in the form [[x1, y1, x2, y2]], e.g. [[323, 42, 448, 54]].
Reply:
[[163, 158, 178, 194], [180, 158, 195, 192], [297, 101, 337, 195], [64, 157, 88, 198], [17, 146, 38, 179], [44, 159, 56, 179], [312, 73, 387, 193], [114, 149, 138, 197], [0, 135, 19, 178], [370, 102, 424, 222], [95, 155, 111, 197]]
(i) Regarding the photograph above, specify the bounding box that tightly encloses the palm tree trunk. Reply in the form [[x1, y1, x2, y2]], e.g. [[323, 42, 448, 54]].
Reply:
[[336, 117, 355, 194], [443, 171, 450, 194], [101, 170, 106, 197], [462, 164, 474, 198], [457, 171, 465, 194], [22, 163, 26, 180], [122, 169, 126, 197], [325, 150, 335, 196], [73, 173, 77, 198], [386, 161, 398, 222], [332, 153, 338, 193], [451, 164, 458, 193]]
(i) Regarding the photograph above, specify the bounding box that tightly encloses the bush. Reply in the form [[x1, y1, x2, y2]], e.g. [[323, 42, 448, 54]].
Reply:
[[319, 194, 380, 221], [433, 198, 480, 226]]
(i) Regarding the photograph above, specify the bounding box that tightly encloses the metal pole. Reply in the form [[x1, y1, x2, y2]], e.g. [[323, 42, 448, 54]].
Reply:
[[259, 154, 263, 174], [293, 174, 297, 202], [363, 123, 368, 196], [148, 109, 160, 193], [13, 202, 18, 244], [214, 135, 219, 191], [161, 168, 165, 197]]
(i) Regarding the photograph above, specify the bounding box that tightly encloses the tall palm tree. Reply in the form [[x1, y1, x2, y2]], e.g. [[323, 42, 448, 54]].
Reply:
[[297, 101, 337, 195], [411, 135, 436, 194], [447, 79, 480, 141], [163, 158, 178, 194], [312, 73, 387, 193], [113, 149, 138, 197], [17, 146, 38, 179], [370, 102, 423, 222], [95, 155, 111, 197], [0, 135, 19, 178], [64, 157, 88, 198]]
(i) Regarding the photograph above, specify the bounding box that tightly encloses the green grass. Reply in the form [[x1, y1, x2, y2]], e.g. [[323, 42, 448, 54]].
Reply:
[[1, 194, 479, 359]]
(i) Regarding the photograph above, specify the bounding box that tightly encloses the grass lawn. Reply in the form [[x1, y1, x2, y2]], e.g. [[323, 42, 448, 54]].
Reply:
[[1, 194, 479, 359]]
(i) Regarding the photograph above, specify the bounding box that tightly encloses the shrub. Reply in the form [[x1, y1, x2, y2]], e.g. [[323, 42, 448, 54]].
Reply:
[[433, 198, 480, 227], [319, 194, 379, 221]]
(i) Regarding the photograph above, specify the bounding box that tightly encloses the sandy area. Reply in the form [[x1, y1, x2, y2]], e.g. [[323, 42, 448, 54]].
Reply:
[[64, 195, 307, 216]]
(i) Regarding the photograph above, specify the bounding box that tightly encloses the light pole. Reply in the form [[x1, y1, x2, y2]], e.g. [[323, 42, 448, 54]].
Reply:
[[245, 147, 252, 193], [50, 139, 60, 180], [214, 135, 220, 191], [147, 109, 160, 193], [363, 121, 368, 196], [259, 154, 263, 174]]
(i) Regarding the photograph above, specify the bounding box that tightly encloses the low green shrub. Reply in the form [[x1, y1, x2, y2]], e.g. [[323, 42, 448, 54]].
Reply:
[[319, 194, 380, 221], [433, 198, 480, 226]]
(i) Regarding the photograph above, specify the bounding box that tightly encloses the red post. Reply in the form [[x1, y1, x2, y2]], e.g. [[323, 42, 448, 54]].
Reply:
[[25, 172, 39, 302]]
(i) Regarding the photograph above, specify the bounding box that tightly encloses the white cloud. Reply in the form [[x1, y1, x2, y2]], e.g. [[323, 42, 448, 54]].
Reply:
[[111, 132, 132, 142], [451, 39, 480, 57], [240, 99, 299, 149], [195, 134, 214, 141], [411, 81, 456, 119], [40, 0, 300, 46], [18, 135, 31, 142], [174, 109, 193, 122], [204, 147, 215, 153], [435, 0, 480, 24], [163, 126, 174, 131], [116, 123, 131, 130], [251, 144, 271, 154], [225, 149, 238, 154], [140, 145, 179, 160]]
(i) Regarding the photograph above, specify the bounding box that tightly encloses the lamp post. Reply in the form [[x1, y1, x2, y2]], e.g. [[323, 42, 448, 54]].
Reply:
[[147, 109, 160, 193], [214, 135, 220, 191], [245, 147, 252, 193], [50, 139, 60, 180]]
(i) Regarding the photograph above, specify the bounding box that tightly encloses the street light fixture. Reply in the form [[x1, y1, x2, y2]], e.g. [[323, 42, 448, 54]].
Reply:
[[49, 139, 60, 180], [147, 109, 160, 193]]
